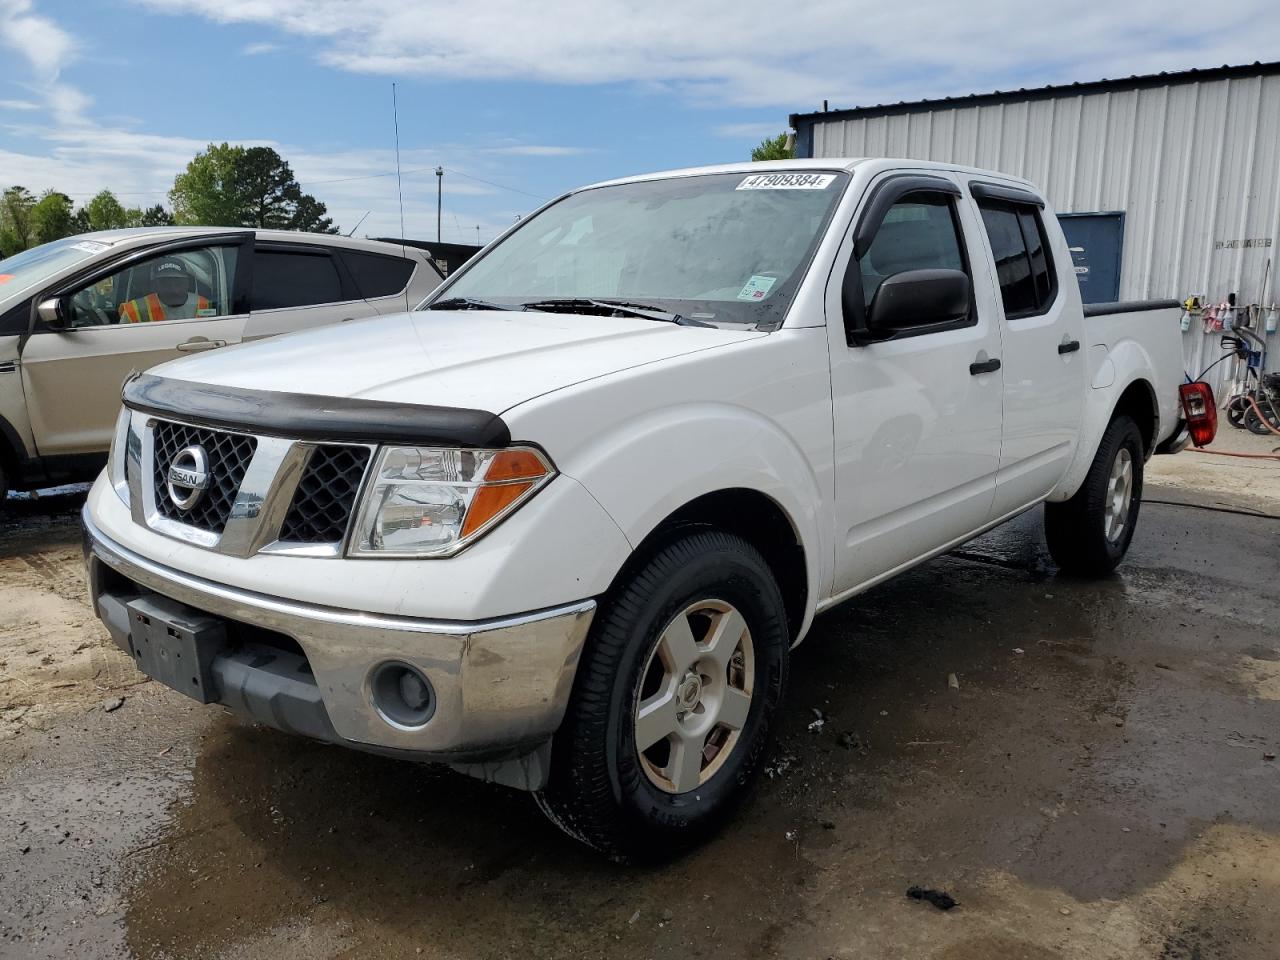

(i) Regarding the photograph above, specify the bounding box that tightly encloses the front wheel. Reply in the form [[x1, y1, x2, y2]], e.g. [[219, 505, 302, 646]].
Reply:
[[1044, 415, 1144, 577], [536, 529, 789, 862]]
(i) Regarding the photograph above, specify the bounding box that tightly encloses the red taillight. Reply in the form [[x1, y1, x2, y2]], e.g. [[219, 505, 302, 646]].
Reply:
[[1179, 381, 1217, 447]]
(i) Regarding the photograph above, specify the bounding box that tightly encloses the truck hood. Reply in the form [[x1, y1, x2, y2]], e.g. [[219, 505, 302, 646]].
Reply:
[[153, 310, 764, 413]]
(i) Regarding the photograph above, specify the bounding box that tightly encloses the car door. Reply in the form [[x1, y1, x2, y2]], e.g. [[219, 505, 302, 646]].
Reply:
[[825, 172, 1006, 597], [19, 235, 251, 457], [242, 241, 379, 341], [968, 183, 1086, 516]]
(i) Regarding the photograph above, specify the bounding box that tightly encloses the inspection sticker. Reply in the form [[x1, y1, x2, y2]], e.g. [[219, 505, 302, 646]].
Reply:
[[737, 172, 835, 190], [737, 275, 778, 301], [70, 240, 109, 254]]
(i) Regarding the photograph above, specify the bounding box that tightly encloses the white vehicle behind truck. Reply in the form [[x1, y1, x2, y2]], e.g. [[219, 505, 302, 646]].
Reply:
[[82, 159, 1215, 862]]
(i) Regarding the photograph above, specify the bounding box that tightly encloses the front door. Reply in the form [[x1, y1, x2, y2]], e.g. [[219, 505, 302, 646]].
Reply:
[[21, 239, 250, 457], [826, 174, 1005, 597]]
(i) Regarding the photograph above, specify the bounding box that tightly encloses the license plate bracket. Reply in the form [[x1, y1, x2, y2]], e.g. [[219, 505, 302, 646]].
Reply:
[[126, 595, 227, 704]]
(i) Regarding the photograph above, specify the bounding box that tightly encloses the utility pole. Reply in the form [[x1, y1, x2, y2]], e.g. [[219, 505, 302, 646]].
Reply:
[[475, 224, 480, 245], [435, 166, 443, 243]]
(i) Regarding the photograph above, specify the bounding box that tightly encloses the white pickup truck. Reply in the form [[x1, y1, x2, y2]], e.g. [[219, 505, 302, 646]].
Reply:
[[82, 159, 1212, 862]]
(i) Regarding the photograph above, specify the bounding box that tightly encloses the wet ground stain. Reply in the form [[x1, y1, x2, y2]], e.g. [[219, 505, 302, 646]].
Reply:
[[3, 496, 1279, 959]]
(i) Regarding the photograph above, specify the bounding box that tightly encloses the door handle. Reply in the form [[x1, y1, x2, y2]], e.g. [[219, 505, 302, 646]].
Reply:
[[1058, 340, 1081, 355], [176, 337, 226, 352], [969, 357, 1001, 375]]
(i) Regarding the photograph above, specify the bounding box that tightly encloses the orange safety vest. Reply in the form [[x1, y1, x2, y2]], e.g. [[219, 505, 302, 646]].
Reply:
[[119, 292, 211, 323]]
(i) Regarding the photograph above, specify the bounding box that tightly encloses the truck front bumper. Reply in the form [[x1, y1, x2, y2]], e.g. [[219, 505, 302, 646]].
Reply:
[[83, 509, 595, 787]]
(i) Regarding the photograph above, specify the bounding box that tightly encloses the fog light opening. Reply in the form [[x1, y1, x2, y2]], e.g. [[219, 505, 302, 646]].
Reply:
[[370, 661, 436, 729]]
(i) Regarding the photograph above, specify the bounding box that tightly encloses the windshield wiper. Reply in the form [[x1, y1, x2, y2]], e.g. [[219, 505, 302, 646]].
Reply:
[[520, 298, 714, 327], [423, 297, 517, 311]]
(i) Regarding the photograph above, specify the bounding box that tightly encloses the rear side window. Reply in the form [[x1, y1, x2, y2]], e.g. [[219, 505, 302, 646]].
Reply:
[[340, 250, 414, 299], [250, 249, 343, 310], [977, 203, 1057, 318], [858, 195, 967, 308]]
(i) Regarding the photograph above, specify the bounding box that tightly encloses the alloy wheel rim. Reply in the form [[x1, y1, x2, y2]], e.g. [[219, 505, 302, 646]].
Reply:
[[1105, 447, 1134, 543], [633, 599, 755, 794]]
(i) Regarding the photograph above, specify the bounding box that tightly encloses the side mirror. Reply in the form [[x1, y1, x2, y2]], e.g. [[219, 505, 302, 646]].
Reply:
[[37, 297, 68, 331], [865, 269, 970, 339]]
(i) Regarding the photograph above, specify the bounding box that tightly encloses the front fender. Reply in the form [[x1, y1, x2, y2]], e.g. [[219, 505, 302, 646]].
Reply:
[[560, 404, 829, 641]]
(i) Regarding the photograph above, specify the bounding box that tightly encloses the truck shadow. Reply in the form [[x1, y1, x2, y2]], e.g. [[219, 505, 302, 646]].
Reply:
[[122, 519, 1280, 959]]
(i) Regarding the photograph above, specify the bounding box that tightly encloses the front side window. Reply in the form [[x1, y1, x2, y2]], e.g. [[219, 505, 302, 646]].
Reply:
[[977, 202, 1057, 317], [250, 249, 344, 310], [431, 170, 849, 327], [858, 195, 967, 308], [65, 245, 239, 328]]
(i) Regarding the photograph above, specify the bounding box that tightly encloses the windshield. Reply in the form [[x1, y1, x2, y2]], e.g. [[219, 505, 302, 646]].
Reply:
[[0, 235, 107, 302], [428, 170, 848, 328]]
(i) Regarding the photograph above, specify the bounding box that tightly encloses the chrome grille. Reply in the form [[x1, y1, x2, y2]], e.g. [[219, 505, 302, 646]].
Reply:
[[151, 421, 257, 534], [278, 445, 372, 544]]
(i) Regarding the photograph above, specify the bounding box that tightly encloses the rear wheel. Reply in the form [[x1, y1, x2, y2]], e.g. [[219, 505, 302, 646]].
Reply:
[[1044, 415, 1144, 577], [536, 529, 789, 863]]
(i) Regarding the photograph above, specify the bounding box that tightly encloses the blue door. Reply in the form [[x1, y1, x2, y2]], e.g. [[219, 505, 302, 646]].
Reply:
[[1057, 212, 1124, 304]]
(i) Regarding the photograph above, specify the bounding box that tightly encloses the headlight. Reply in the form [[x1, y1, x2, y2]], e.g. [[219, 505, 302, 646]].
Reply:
[[349, 445, 554, 557], [107, 407, 131, 504]]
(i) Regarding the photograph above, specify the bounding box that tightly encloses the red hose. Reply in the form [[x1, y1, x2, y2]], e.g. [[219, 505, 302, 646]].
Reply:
[[1187, 448, 1280, 460]]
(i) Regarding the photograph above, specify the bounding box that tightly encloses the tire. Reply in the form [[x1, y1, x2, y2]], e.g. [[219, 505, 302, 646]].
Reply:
[[1226, 396, 1250, 429], [1044, 415, 1144, 577], [1245, 399, 1280, 436], [536, 529, 789, 863]]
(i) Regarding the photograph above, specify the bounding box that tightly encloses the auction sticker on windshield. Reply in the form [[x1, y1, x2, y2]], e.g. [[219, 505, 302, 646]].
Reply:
[[737, 173, 836, 190], [737, 275, 778, 301]]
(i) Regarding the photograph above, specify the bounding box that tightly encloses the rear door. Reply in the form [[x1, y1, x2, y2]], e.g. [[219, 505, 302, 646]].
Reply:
[[826, 172, 1006, 596], [243, 241, 376, 341], [19, 235, 251, 457], [969, 183, 1086, 516]]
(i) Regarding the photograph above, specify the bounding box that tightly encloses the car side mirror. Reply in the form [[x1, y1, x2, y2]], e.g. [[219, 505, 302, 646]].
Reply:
[[37, 297, 68, 331], [865, 269, 970, 338]]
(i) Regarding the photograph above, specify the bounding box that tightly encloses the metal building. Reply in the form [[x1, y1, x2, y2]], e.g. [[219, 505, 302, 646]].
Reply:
[[790, 61, 1280, 387]]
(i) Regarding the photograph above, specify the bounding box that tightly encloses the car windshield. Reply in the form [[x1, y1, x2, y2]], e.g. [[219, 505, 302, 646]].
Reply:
[[0, 235, 108, 302], [428, 170, 849, 328]]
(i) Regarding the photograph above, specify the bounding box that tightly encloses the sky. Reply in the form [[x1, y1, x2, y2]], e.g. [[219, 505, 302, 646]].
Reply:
[[1, 0, 1277, 244]]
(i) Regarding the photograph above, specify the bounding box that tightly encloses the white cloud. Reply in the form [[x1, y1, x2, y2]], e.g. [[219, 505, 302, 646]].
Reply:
[[241, 41, 281, 55], [715, 122, 789, 139], [128, 0, 1280, 108], [0, 1, 545, 242]]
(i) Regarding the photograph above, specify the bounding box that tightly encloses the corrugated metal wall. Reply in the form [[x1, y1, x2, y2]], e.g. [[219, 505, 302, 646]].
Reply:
[[805, 73, 1280, 387]]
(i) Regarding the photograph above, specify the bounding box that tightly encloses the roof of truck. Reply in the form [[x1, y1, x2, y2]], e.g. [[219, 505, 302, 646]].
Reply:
[[580, 157, 1036, 192]]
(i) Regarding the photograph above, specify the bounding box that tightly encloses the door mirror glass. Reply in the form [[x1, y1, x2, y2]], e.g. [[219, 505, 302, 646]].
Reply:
[[37, 297, 67, 330], [867, 269, 971, 333]]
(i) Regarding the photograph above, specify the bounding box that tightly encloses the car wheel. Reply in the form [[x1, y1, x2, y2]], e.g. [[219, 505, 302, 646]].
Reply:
[[1044, 415, 1144, 577], [536, 529, 789, 863]]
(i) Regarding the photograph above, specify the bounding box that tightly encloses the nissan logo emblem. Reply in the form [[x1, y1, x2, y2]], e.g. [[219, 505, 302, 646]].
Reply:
[[166, 445, 211, 511]]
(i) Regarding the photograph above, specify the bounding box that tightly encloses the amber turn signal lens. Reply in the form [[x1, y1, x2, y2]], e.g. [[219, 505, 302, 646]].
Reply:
[[485, 449, 550, 482], [461, 481, 536, 537]]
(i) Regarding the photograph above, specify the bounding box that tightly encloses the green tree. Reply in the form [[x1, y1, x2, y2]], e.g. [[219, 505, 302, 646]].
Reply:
[[0, 186, 37, 255], [81, 189, 131, 231], [750, 133, 794, 162], [137, 203, 175, 227], [170, 143, 338, 233], [30, 190, 76, 243]]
